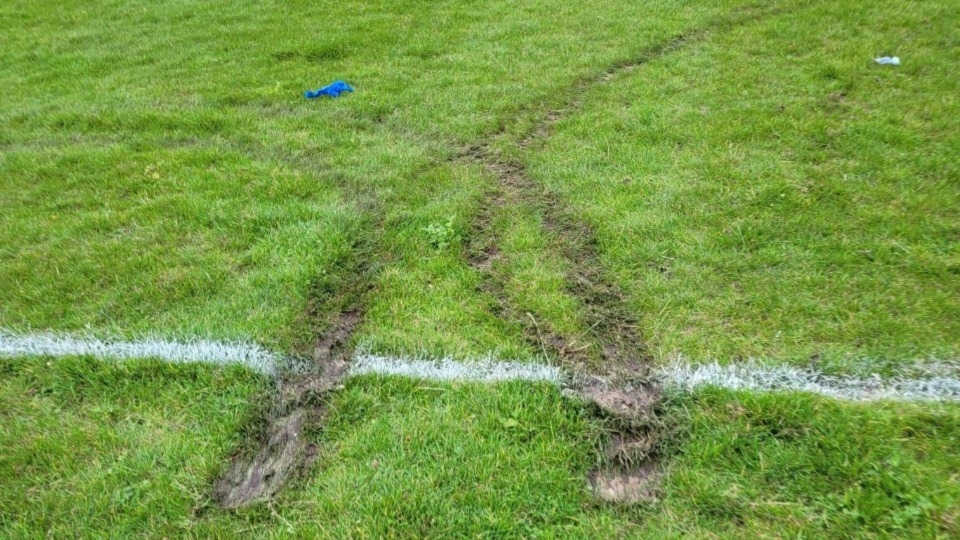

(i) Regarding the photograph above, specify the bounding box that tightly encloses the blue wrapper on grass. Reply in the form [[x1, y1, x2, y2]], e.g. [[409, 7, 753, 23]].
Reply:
[[304, 80, 354, 99]]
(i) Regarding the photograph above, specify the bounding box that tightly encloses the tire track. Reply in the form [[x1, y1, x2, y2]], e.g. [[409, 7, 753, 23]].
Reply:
[[461, 2, 799, 502], [216, 0, 802, 507], [215, 285, 369, 508], [214, 188, 381, 508]]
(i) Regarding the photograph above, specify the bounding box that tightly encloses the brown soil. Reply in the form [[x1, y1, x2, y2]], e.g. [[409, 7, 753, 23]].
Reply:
[[215, 410, 316, 508], [215, 310, 361, 508], [588, 462, 661, 504]]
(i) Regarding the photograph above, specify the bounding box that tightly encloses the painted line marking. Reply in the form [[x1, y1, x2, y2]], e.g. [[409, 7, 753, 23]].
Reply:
[[350, 354, 564, 384], [655, 360, 960, 402], [0, 331, 278, 375], [2, 331, 958, 402]]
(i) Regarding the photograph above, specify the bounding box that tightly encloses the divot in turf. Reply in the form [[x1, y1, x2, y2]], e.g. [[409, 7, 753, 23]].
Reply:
[[588, 462, 661, 504]]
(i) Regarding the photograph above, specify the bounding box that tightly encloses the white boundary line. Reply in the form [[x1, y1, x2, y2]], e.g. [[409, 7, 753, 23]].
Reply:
[[0, 331, 279, 375], [2, 331, 958, 402], [654, 360, 960, 402], [351, 353, 564, 384]]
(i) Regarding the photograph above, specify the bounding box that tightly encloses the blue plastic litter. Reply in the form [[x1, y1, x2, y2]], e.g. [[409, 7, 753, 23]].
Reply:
[[304, 80, 354, 99]]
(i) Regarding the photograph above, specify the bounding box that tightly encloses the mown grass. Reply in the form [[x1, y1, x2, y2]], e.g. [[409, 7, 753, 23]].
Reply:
[[2, 0, 959, 537], [530, 0, 960, 365], [0, 357, 267, 537], [4, 360, 958, 538], [637, 390, 960, 538], [1, 0, 756, 355]]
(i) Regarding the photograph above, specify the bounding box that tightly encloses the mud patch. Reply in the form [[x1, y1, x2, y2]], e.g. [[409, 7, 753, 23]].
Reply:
[[588, 462, 661, 504], [215, 410, 316, 508], [577, 376, 659, 422], [578, 377, 660, 423], [215, 310, 362, 508], [572, 375, 664, 502], [313, 310, 361, 387]]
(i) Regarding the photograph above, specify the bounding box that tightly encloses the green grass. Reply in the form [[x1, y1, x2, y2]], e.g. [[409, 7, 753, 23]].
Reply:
[[2, 0, 959, 537], [529, 0, 960, 365], [0, 0, 755, 355], [4, 361, 957, 538], [638, 390, 960, 538], [0, 357, 267, 537]]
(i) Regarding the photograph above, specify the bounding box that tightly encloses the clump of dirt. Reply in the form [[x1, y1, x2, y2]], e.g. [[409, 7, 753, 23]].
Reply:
[[569, 375, 664, 503], [313, 310, 361, 387], [588, 462, 661, 504], [215, 410, 317, 508], [577, 376, 659, 422], [214, 310, 361, 508]]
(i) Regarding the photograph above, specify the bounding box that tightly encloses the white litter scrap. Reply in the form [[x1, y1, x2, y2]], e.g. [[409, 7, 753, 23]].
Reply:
[[350, 354, 565, 384], [655, 360, 960, 402], [875, 56, 901, 65], [0, 331, 279, 375]]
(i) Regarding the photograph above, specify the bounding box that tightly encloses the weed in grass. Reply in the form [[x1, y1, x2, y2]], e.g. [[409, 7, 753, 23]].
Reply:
[[422, 216, 461, 252]]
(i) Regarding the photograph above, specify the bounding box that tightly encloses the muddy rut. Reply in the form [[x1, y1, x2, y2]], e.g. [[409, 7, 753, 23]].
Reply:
[[461, 138, 663, 502], [215, 221, 376, 508], [215, 310, 362, 508], [461, 3, 793, 501], [215, 1, 796, 507], [457, 37, 699, 501]]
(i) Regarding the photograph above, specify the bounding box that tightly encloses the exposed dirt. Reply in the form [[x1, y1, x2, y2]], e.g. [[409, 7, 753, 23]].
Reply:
[[215, 1, 793, 509], [569, 375, 664, 502], [455, 27, 723, 507], [215, 310, 361, 508], [313, 310, 361, 386], [577, 376, 659, 421], [215, 410, 317, 508], [588, 462, 661, 504], [462, 129, 663, 504]]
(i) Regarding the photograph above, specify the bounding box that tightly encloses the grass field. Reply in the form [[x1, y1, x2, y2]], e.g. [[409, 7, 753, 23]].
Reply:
[[1, 0, 958, 537]]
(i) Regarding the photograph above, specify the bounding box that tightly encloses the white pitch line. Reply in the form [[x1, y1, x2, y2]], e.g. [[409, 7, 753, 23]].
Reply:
[[2, 330, 959, 402], [654, 360, 960, 402], [350, 353, 565, 384], [0, 331, 279, 375]]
